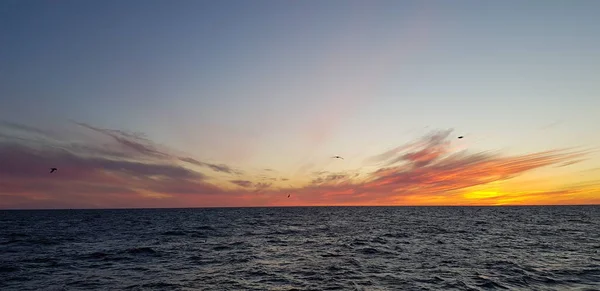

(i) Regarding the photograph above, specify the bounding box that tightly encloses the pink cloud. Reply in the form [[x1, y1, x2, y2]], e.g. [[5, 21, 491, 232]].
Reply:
[[0, 121, 597, 208]]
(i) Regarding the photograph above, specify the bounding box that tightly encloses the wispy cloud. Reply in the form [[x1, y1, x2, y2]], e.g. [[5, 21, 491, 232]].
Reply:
[[254, 182, 272, 191], [230, 180, 253, 188], [0, 143, 203, 180], [539, 120, 563, 131], [555, 159, 586, 168], [229, 180, 272, 192], [311, 173, 350, 185], [0, 121, 597, 209], [74, 122, 169, 159], [0, 120, 55, 138], [178, 157, 242, 175], [71, 122, 243, 175], [205, 163, 240, 174], [289, 130, 596, 205], [0, 121, 248, 208]]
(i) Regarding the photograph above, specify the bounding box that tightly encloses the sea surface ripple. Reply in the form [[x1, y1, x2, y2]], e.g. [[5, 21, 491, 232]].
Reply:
[[1, 206, 599, 290]]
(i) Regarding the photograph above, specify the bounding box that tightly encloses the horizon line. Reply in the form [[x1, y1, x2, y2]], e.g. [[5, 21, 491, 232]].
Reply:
[[1, 204, 598, 211]]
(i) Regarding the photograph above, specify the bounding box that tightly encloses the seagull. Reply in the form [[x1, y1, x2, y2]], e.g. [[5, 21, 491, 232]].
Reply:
[[458, 136, 464, 139], [50, 168, 58, 173], [332, 156, 344, 160]]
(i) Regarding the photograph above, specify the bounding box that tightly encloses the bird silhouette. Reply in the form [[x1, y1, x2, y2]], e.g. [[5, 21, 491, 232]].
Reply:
[[50, 168, 58, 173], [287, 194, 290, 198], [332, 156, 344, 160], [458, 136, 464, 139]]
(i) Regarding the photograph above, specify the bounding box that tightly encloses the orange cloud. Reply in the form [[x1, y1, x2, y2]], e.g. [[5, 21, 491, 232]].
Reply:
[[0, 121, 598, 209]]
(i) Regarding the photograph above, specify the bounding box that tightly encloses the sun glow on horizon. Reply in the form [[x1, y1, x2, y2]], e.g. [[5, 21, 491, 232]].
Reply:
[[463, 191, 501, 200]]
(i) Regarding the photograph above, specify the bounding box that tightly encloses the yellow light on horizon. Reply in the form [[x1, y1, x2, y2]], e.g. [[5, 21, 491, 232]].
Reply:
[[463, 191, 501, 200]]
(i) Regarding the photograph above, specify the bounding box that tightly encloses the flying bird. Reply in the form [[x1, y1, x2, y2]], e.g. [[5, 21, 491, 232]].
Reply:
[[458, 136, 464, 139], [288, 194, 290, 198], [332, 156, 344, 160], [50, 168, 58, 173]]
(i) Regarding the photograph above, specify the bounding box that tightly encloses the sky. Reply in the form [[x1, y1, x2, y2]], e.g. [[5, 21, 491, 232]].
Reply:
[[1, 0, 599, 209]]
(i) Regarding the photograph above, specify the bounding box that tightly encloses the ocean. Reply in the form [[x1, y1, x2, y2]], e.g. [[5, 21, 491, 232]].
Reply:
[[1, 206, 598, 291]]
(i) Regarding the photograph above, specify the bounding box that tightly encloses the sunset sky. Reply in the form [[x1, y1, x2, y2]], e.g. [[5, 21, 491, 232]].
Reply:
[[1, 0, 599, 209]]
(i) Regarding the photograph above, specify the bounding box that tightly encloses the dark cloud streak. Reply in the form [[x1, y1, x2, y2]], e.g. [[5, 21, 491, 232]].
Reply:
[[178, 157, 241, 174], [74, 122, 169, 158], [230, 180, 253, 187]]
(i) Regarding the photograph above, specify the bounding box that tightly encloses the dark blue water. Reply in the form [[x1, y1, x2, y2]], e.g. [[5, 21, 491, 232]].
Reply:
[[1, 206, 598, 291]]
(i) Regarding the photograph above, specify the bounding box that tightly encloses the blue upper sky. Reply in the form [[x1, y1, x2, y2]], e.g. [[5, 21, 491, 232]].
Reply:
[[2, 0, 599, 175]]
